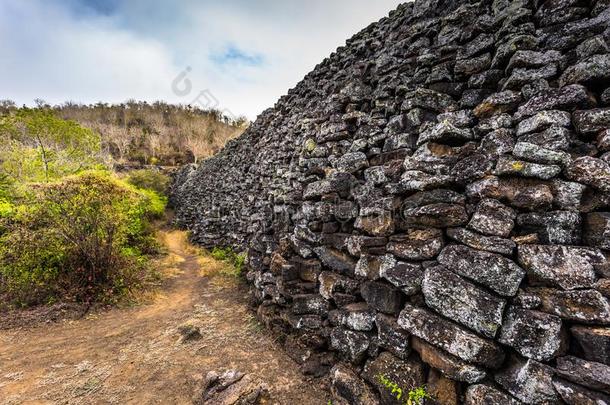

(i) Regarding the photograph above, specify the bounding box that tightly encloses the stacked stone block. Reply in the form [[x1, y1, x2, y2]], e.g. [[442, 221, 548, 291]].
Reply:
[[171, 0, 610, 402]]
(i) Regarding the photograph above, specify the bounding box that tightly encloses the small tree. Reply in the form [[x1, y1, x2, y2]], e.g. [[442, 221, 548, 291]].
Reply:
[[34, 98, 50, 109], [0, 109, 101, 182], [0, 99, 16, 114], [184, 132, 209, 163]]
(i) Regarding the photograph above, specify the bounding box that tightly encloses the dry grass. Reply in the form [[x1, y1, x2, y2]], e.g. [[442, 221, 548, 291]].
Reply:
[[0, 228, 328, 404]]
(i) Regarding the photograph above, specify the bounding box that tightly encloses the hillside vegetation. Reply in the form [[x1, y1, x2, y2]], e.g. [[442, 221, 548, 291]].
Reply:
[[0, 106, 177, 308], [0, 99, 248, 167]]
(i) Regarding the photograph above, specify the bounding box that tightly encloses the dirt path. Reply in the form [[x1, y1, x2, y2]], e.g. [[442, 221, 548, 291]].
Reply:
[[0, 230, 329, 404]]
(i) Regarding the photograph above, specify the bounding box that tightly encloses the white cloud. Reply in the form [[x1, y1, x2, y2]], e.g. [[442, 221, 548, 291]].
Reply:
[[0, 0, 403, 119], [0, 1, 177, 104]]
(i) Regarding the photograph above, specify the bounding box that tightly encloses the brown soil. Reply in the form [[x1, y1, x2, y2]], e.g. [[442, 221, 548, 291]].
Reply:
[[0, 229, 329, 404]]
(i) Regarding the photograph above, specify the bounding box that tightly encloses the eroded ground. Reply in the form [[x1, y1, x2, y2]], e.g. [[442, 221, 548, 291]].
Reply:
[[0, 230, 328, 404]]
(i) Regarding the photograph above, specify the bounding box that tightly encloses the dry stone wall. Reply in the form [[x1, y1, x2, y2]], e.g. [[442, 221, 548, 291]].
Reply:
[[171, 0, 610, 403]]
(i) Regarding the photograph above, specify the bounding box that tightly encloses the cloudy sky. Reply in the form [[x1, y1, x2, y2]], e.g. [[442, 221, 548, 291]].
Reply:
[[0, 0, 402, 119]]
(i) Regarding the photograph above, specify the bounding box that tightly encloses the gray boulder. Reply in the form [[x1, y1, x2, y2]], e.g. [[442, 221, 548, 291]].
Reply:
[[499, 307, 567, 362], [518, 245, 603, 290], [438, 245, 525, 297], [422, 266, 506, 338], [398, 304, 505, 368], [494, 356, 559, 404]]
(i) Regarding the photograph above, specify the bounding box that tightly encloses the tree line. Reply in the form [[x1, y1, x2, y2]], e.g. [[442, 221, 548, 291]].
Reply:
[[0, 99, 248, 167]]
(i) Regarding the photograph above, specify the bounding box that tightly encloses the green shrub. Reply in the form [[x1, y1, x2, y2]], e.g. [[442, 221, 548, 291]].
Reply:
[[125, 169, 170, 196], [0, 173, 11, 199], [0, 109, 102, 183], [137, 188, 167, 218], [0, 200, 13, 219], [233, 252, 246, 273], [408, 386, 432, 405], [0, 173, 14, 219], [210, 247, 231, 261], [210, 247, 247, 277], [377, 374, 432, 405], [0, 110, 169, 309], [0, 171, 164, 307]]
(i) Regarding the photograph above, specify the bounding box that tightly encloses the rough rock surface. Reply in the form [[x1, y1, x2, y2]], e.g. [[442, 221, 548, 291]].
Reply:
[[361, 351, 425, 404], [192, 370, 270, 405], [518, 244, 604, 290], [553, 378, 610, 405], [422, 266, 505, 338], [464, 384, 520, 405], [555, 355, 610, 392], [498, 307, 567, 362], [437, 244, 525, 296], [171, 0, 610, 403], [494, 356, 559, 404], [571, 326, 610, 366], [330, 364, 380, 405], [397, 304, 504, 369], [412, 337, 487, 384], [528, 287, 610, 323]]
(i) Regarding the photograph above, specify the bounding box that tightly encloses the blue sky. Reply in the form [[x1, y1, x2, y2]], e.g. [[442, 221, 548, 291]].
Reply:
[[210, 45, 265, 67], [0, 0, 402, 119]]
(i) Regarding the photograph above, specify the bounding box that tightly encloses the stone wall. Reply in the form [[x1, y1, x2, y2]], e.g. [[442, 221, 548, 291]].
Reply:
[[171, 0, 610, 403]]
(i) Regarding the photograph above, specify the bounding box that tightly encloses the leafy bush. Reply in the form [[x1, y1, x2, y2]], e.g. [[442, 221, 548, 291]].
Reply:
[[0, 200, 13, 219], [210, 247, 231, 261], [0, 171, 166, 307], [125, 169, 171, 196], [0, 109, 102, 183], [0, 173, 11, 199], [377, 374, 432, 405], [408, 386, 432, 405], [210, 247, 247, 277], [233, 252, 246, 272], [0, 173, 14, 219], [0, 110, 170, 309]]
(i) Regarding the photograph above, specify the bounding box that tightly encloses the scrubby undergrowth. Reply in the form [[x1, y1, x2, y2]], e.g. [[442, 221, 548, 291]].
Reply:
[[209, 247, 247, 278], [0, 171, 167, 308], [0, 107, 171, 310]]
